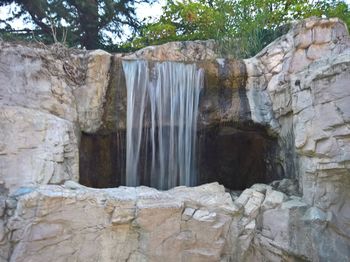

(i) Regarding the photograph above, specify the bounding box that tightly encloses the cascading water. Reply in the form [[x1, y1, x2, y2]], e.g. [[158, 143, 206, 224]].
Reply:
[[122, 60, 204, 190]]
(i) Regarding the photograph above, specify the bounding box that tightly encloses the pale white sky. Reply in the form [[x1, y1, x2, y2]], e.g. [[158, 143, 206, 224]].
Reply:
[[136, 0, 165, 21]]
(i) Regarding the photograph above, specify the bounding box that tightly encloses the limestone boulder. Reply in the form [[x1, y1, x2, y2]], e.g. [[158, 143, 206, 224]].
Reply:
[[291, 52, 350, 244], [0, 42, 78, 122], [5, 183, 239, 262], [245, 17, 350, 130], [231, 184, 350, 262], [0, 42, 111, 133], [243, 17, 350, 261], [0, 106, 79, 192], [0, 42, 112, 191], [244, 17, 350, 201], [73, 50, 111, 133]]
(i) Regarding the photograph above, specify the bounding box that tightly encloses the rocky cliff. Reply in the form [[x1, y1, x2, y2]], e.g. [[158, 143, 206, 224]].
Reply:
[[243, 17, 350, 261], [0, 17, 350, 261]]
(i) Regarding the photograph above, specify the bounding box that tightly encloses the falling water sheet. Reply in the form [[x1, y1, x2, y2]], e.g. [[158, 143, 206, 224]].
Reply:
[[123, 60, 204, 190]]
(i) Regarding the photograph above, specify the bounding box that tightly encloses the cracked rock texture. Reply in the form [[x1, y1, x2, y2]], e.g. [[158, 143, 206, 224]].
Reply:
[[123, 40, 218, 61], [6, 183, 237, 262], [0, 43, 111, 192], [244, 17, 350, 261], [0, 17, 350, 261]]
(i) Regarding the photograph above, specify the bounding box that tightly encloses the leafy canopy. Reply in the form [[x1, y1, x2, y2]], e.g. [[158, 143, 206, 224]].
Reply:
[[1, 0, 349, 55], [127, 0, 350, 57], [0, 0, 153, 50]]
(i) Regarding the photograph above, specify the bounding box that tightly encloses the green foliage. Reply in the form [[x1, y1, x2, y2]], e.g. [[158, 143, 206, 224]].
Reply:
[[127, 0, 350, 58], [1, 0, 349, 54], [308, 0, 350, 26], [0, 0, 153, 50], [126, 0, 231, 49]]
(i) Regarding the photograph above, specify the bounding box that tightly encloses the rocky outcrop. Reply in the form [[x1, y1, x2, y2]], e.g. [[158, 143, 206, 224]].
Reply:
[[6, 183, 237, 261], [0, 17, 350, 262], [0, 106, 79, 190], [6, 180, 348, 262], [245, 17, 350, 184], [123, 40, 218, 61], [245, 17, 350, 131], [290, 53, 350, 254], [0, 43, 111, 192], [73, 50, 111, 133], [244, 17, 350, 261], [232, 184, 350, 262]]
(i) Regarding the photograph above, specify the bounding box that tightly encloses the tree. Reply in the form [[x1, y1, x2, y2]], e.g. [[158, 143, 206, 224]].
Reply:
[[127, 0, 350, 57], [125, 0, 232, 49], [226, 0, 350, 57], [0, 0, 154, 49]]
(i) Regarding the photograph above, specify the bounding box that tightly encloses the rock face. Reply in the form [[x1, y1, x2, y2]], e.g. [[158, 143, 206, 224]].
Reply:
[[123, 40, 218, 61], [231, 185, 350, 262], [245, 18, 350, 182], [1, 17, 350, 261], [74, 50, 112, 133], [0, 106, 79, 190], [243, 17, 350, 261], [0, 43, 111, 192], [7, 183, 237, 262]]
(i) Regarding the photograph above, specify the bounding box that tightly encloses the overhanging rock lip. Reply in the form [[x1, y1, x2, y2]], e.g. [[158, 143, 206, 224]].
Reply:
[[12, 181, 240, 215]]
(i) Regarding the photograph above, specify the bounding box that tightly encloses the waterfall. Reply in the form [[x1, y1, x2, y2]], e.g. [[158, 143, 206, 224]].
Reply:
[[122, 60, 204, 190]]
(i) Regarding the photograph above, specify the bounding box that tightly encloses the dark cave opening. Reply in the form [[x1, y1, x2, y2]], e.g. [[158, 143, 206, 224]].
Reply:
[[197, 122, 282, 190], [79, 131, 126, 188], [79, 122, 282, 190]]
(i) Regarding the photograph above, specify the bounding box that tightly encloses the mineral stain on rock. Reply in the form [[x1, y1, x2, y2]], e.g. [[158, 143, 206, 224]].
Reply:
[[79, 56, 279, 190]]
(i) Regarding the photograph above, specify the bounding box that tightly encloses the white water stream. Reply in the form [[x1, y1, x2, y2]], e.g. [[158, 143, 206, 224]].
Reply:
[[123, 60, 204, 189]]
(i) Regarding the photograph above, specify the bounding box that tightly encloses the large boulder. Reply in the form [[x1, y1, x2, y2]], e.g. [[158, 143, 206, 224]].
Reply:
[[123, 40, 218, 61], [0, 43, 111, 192], [0, 106, 79, 190], [6, 183, 238, 262]]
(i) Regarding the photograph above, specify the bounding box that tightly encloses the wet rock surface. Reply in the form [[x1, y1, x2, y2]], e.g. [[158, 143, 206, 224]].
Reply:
[[79, 55, 264, 190]]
